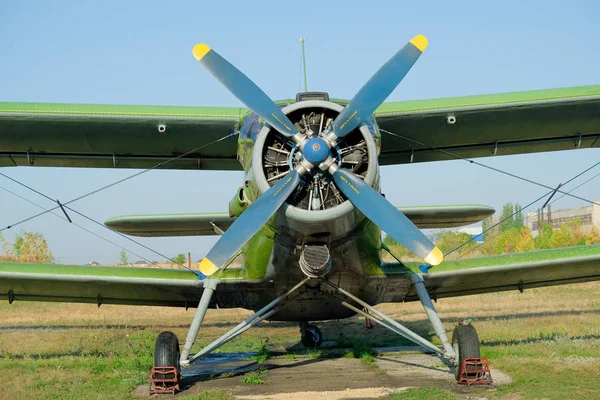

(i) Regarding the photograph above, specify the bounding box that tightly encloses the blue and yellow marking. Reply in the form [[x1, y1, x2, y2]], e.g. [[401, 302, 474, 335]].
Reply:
[[271, 113, 292, 131], [339, 175, 360, 194], [273, 175, 293, 196], [424, 247, 443, 266], [199, 257, 219, 275], [409, 35, 428, 52], [339, 110, 358, 131], [192, 44, 211, 60]]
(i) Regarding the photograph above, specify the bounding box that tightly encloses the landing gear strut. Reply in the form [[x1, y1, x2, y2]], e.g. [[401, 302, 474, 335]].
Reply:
[[300, 321, 323, 348]]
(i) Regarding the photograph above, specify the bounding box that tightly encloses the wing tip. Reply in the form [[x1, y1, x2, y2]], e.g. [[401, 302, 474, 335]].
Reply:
[[410, 34, 428, 52], [193, 43, 211, 61]]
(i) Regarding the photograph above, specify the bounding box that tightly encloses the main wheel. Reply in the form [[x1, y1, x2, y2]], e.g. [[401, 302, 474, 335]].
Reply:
[[301, 324, 323, 348], [452, 324, 480, 381], [153, 331, 181, 389]]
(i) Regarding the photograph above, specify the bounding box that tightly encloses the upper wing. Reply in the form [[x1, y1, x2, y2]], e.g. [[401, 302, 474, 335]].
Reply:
[[375, 85, 600, 165], [378, 244, 600, 302], [3, 85, 598, 170], [0, 262, 269, 307], [0, 102, 243, 170], [104, 204, 494, 237]]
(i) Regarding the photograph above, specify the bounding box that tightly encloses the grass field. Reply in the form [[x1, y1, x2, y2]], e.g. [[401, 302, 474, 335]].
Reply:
[[1, 281, 599, 399]]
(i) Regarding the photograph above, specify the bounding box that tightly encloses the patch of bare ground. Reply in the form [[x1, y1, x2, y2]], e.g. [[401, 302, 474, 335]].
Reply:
[[134, 354, 505, 399]]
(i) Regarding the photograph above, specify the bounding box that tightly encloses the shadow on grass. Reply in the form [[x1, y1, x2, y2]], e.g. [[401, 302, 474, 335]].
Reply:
[[179, 356, 327, 391], [377, 355, 453, 374]]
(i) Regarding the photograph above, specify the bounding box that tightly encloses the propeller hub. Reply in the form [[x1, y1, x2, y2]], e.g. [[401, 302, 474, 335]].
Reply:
[[302, 137, 330, 164]]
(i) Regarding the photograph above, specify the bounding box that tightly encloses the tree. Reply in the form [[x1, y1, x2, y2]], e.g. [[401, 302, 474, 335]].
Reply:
[[120, 250, 129, 266], [513, 203, 525, 229], [515, 227, 535, 252], [498, 202, 515, 232], [534, 222, 553, 250], [172, 253, 187, 266], [1, 231, 54, 263], [585, 226, 600, 245], [549, 217, 585, 248], [435, 231, 477, 259], [381, 235, 416, 261], [481, 216, 496, 241], [493, 227, 521, 254]]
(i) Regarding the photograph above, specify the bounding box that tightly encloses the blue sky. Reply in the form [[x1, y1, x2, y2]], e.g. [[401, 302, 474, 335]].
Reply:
[[1, 0, 599, 264]]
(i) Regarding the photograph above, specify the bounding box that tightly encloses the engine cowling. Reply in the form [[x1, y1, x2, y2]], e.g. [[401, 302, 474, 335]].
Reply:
[[251, 100, 380, 239]]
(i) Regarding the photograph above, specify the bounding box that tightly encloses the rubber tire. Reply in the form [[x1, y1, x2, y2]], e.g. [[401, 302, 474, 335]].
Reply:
[[452, 324, 480, 381], [301, 324, 323, 348], [154, 331, 180, 380]]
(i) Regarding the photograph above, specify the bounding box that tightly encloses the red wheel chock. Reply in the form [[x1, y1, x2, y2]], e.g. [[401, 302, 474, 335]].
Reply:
[[150, 366, 180, 394], [457, 357, 493, 386]]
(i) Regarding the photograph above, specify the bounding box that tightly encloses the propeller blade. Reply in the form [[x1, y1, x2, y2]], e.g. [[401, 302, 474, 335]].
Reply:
[[199, 170, 301, 276], [193, 44, 299, 138], [330, 35, 428, 139], [331, 167, 443, 266]]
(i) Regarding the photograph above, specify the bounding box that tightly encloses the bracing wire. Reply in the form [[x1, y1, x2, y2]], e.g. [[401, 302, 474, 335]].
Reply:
[[444, 160, 600, 260], [0, 184, 165, 268], [379, 128, 600, 269], [1, 131, 239, 233], [1, 131, 239, 272], [380, 129, 600, 207]]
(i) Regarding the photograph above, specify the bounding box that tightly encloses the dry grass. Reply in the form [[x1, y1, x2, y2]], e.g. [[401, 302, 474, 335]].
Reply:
[[0, 281, 599, 399]]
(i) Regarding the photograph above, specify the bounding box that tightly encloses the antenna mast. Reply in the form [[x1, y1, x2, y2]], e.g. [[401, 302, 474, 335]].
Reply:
[[300, 37, 308, 92]]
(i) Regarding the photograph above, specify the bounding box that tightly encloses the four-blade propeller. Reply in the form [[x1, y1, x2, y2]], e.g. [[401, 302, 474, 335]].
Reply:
[[194, 35, 443, 276]]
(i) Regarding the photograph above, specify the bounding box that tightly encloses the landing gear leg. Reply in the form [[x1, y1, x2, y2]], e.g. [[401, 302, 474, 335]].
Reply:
[[300, 321, 323, 348], [409, 274, 455, 360], [184, 278, 309, 365], [150, 278, 218, 393]]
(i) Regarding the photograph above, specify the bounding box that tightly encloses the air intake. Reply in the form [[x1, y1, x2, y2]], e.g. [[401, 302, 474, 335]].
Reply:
[[299, 244, 332, 278]]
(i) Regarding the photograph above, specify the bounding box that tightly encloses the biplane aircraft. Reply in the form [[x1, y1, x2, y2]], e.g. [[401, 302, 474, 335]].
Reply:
[[1, 35, 600, 392]]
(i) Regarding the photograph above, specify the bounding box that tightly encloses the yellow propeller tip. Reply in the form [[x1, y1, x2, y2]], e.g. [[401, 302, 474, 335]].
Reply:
[[199, 257, 219, 276], [424, 247, 443, 266], [193, 44, 211, 61], [410, 34, 428, 52]]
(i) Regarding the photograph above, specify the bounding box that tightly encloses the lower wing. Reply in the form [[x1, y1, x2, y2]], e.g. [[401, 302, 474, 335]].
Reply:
[[0, 262, 269, 307], [377, 244, 600, 302]]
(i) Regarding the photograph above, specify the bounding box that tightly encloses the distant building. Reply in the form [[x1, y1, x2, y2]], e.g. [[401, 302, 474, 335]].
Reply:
[[133, 260, 148, 267], [87, 261, 100, 266], [525, 203, 600, 237]]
